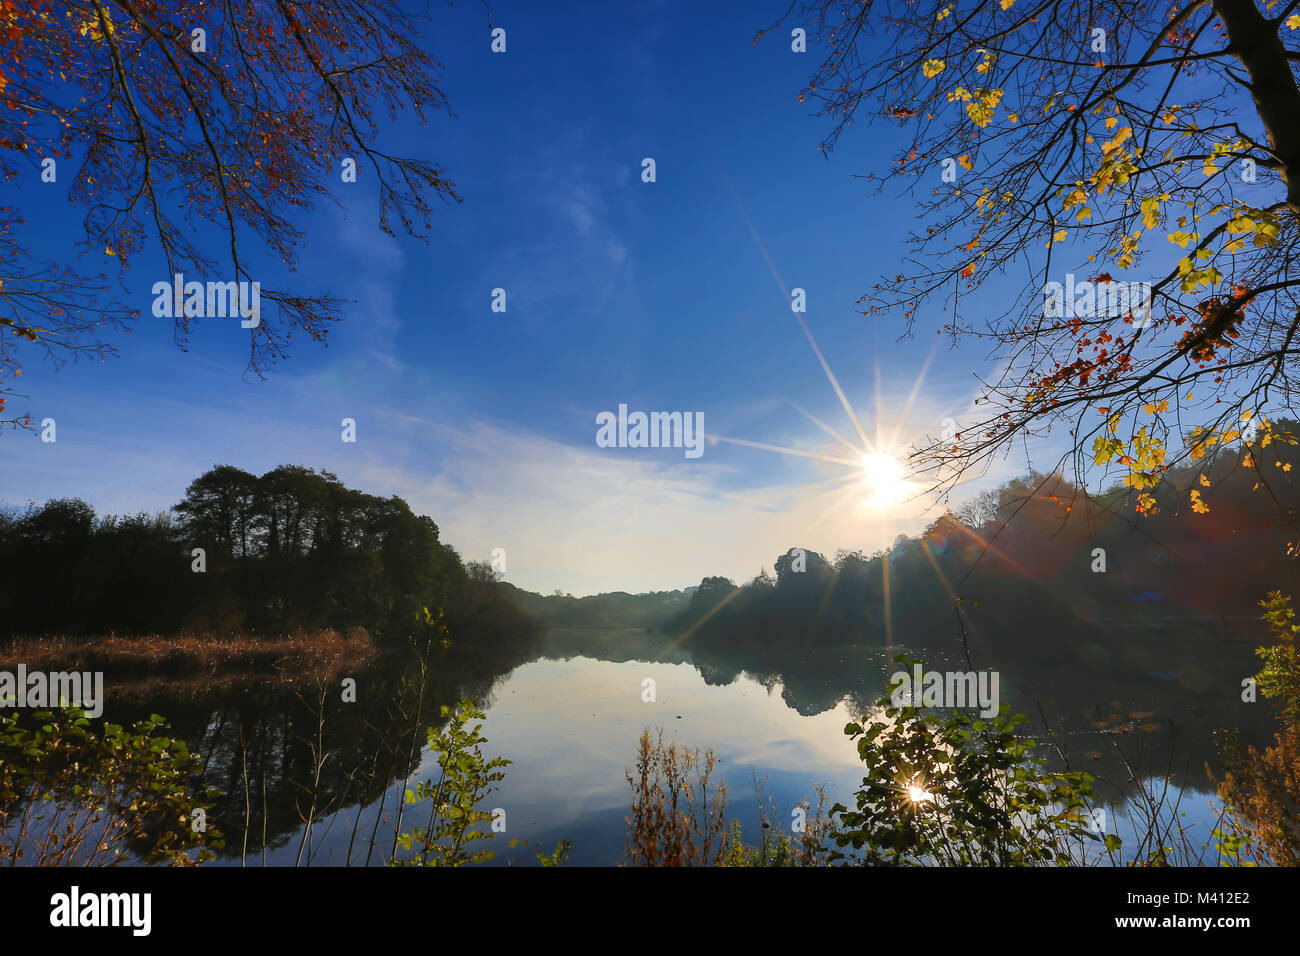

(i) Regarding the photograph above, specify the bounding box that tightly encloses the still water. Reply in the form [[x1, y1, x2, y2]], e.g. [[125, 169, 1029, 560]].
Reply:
[[212, 624, 1269, 866]]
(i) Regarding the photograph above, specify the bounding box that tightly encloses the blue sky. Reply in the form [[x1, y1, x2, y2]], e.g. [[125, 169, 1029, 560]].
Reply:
[[2, 1, 1040, 595]]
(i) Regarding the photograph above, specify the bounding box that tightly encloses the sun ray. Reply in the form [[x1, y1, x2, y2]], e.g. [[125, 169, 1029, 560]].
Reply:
[[793, 312, 873, 454], [873, 356, 885, 454], [786, 399, 863, 459], [918, 537, 991, 665], [661, 586, 744, 654], [707, 434, 861, 468], [713, 161, 935, 520], [889, 341, 939, 454], [805, 473, 880, 532], [811, 565, 844, 633], [953, 524, 1040, 582], [720, 471, 863, 511]]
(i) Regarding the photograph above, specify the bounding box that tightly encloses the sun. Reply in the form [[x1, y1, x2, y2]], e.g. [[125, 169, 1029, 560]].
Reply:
[[702, 294, 931, 514], [860, 452, 908, 504], [861, 452, 904, 487]]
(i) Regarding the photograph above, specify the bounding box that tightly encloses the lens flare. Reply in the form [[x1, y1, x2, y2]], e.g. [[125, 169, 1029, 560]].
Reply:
[[907, 784, 935, 804]]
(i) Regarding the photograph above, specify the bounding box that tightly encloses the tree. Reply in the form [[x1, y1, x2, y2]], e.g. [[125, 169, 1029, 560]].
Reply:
[[466, 560, 502, 583], [769, 0, 1300, 527], [953, 487, 1001, 529], [174, 464, 258, 559], [1, 0, 461, 430]]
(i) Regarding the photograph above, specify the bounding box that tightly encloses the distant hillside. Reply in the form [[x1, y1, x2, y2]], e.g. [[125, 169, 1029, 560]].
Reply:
[[500, 584, 693, 630]]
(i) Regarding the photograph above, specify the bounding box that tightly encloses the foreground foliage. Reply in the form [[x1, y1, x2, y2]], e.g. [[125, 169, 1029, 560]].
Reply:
[[0, 707, 220, 866], [1215, 591, 1300, 865], [390, 701, 511, 867], [625, 728, 834, 867], [831, 659, 1109, 866]]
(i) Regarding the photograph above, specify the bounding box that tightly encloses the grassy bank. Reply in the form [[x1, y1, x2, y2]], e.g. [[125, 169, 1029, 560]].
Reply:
[[0, 630, 376, 684]]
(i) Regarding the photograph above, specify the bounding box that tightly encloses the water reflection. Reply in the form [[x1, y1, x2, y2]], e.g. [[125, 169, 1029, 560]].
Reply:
[[14, 622, 1279, 865]]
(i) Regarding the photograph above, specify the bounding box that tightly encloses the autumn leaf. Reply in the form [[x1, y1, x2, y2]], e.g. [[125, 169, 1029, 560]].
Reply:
[[1139, 193, 1170, 230], [1100, 127, 1133, 154]]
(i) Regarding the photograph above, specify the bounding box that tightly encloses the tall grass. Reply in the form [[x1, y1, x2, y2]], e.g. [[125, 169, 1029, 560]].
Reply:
[[0, 630, 375, 683], [625, 729, 728, 866]]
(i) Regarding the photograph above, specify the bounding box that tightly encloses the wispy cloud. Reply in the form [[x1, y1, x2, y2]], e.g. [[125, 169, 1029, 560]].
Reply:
[[358, 414, 942, 596]]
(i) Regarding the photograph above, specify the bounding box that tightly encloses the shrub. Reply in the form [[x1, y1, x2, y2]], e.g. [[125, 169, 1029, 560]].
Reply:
[[830, 659, 1108, 866], [0, 707, 220, 865]]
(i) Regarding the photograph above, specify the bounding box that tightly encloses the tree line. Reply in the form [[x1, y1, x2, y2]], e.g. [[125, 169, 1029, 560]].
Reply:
[[0, 464, 537, 644], [668, 426, 1300, 651]]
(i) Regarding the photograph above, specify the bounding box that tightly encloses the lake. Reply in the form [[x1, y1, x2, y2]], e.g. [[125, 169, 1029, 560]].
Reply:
[[165, 622, 1275, 866]]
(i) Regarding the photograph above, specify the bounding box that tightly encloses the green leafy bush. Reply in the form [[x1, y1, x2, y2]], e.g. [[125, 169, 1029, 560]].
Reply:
[[390, 701, 511, 867], [0, 707, 220, 865], [831, 659, 1112, 866]]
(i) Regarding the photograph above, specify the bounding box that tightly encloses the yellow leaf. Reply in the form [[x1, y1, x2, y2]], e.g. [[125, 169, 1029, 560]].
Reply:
[[1101, 127, 1132, 154], [965, 88, 1004, 127], [1140, 196, 1164, 230], [922, 59, 946, 78]]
